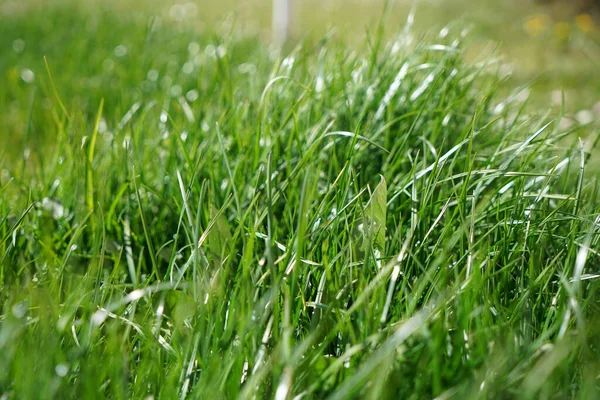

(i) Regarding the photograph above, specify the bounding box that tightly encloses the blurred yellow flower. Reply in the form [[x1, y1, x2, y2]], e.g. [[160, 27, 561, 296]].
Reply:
[[7, 67, 19, 82], [575, 14, 595, 33], [553, 22, 571, 41], [524, 14, 551, 37]]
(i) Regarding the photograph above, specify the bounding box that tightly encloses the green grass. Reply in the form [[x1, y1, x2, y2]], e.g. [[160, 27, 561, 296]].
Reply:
[[2, 3, 600, 399]]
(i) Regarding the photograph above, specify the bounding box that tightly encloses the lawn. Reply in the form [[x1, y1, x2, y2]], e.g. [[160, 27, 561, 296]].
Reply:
[[1, 1, 600, 399]]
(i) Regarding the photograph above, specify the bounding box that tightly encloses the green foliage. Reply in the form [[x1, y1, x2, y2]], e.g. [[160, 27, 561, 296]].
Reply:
[[362, 176, 387, 251], [1, 4, 600, 400], [369, 176, 387, 250]]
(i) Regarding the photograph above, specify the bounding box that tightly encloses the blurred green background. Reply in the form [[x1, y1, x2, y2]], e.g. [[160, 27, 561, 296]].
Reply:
[[2, 0, 599, 120]]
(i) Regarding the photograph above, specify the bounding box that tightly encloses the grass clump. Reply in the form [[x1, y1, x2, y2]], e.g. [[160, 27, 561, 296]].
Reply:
[[1, 5, 600, 399]]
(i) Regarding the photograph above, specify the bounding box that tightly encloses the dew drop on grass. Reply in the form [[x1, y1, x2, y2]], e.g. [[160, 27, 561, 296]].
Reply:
[[493, 102, 505, 115], [216, 45, 227, 58], [442, 114, 451, 126], [205, 44, 216, 58], [98, 118, 108, 134], [576, 109, 594, 125], [161, 76, 173, 90], [20, 69, 34, 83], [186, 89, 198, 102], [515, 88, 531, 103], [169, 4, 185, 21], [281, 55, 295, 70], [240, 360, 248, 383], [114, 45, 127, 57], [11, 302, 27, 318], [127, 289, 144, 302], [182, 62, 194, 74], [13, 38, 25, 53], [147, 69, 159, 81], [122, 135, 131, 149], [315, 75, 324, 93], [446, 335, 453, 356], [170, 85, 182, 97], [188, 42, 200, 55], [499, 64, 513, 78], [259, 136, 271, 147], [559, 118, 573, 130], [366, 85, 375, 101], [141, 81, 152, 92], [350, 69, 361, 84], [312, 218, 321, 232], [183, 2, 198, 17], [55, 364, 68, 377], [102, 58, 115, 72], [237, 63, 257, 75], [42, 197, 65, 220]]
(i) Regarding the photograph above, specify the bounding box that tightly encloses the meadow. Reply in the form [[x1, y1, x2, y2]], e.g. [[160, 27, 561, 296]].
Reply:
[[1, 1, 600, 399]]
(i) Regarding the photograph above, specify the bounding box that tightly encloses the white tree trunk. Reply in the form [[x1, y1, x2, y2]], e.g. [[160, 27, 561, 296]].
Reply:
[[272, 0, 292, 45]]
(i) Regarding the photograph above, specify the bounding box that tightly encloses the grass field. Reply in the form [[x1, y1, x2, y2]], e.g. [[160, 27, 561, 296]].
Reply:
[[1, 1, 600, 399]]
